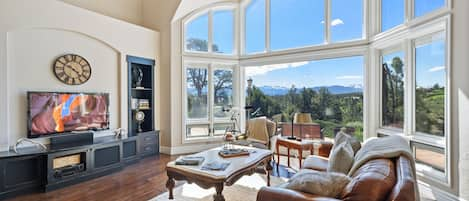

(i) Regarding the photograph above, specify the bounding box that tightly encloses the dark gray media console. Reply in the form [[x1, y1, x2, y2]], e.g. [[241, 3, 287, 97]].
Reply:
[[0, 130, 159, 200]]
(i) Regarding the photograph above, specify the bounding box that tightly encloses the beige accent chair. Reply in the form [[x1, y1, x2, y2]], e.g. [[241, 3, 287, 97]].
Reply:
[[234, 117, 276, 149]]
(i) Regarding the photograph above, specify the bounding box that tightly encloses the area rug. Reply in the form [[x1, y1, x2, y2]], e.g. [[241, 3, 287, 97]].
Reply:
[[150, 173, 287, 201]]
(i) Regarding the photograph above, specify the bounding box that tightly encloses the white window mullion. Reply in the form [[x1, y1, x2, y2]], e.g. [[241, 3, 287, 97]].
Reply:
[[235, 5, 241, 56], [265, 0, 271, 52], [374, 0, 382, 34], [208, 64, 214, 136], [363, 0, 369, 39], [404, 39, 413, 136], [406, 0, 413, 22], [325, 0, 331, 44], [208, 10, 214, 53]]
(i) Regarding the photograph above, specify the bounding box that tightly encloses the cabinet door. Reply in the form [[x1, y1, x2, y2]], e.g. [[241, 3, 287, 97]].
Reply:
[[0, 155, 44, 192], [138, 131, 159, 157], [123, 138, 140, 165], [93, 143, 122, 170]]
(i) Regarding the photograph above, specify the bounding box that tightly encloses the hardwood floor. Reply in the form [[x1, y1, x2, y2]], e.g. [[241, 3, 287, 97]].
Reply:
[[7, 155, 178, 201], [6, 154, 294, 201]]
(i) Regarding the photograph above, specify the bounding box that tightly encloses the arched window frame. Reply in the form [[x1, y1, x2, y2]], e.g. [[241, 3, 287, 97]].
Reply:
[[175, 1, 455, 192], [182, 3, 240, 57]]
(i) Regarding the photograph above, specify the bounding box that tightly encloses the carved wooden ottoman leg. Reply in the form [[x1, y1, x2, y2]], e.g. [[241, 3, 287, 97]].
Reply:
[[213, 184, 225, 201], [166, 176, 175, 200]]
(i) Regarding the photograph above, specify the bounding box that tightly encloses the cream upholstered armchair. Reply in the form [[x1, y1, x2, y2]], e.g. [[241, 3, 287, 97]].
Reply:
[[234, 116, 276, 149]]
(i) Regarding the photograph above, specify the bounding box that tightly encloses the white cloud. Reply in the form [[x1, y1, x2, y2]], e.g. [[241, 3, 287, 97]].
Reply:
[[245, 61, 309, 77], [428, 66, 445, 72], [336, 75, 363, 80], [320, 19, 344, 26], [331, 19, 344, 26]]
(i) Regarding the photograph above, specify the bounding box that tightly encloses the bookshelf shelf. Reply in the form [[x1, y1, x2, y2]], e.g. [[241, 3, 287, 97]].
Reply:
[[127, 55, 156, 136]]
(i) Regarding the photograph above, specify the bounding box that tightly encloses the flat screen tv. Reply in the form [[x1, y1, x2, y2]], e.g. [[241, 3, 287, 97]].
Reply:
[[27, 92, 110, 138]]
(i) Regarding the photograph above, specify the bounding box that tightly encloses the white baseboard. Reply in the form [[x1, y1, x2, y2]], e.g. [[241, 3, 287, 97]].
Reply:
[[160, 146, 171, 154], [0, 144, 9, 152], [160, 143, 222, 155]]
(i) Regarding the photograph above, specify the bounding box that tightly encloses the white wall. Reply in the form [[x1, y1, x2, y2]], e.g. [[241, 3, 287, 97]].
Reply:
[[60, 0, 144, 26], [172, 0, 238, 22], [143, 0, 182, 148], [453, 0, 469, 199], [0, 0, 159, 150], [7, 29, 120, 143]]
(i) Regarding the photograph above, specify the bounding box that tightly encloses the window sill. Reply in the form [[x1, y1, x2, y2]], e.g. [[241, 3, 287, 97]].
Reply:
[[411, 134, 445, 149], [183, 136, 224, 144], [376, 128, 406, 137], [377, 129, 445, 149]]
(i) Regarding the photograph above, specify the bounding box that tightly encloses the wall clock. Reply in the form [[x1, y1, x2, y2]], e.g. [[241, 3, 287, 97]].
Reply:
[[53, 54, 92, 85]]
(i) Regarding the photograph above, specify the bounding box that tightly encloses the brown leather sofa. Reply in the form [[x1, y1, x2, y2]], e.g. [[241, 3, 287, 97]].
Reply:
[[257, 142, 416, 201]]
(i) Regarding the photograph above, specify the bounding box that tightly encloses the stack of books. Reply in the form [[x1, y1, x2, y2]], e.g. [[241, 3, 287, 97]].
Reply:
[[138, 99, 150, 110], [175, 156, 205, 166]]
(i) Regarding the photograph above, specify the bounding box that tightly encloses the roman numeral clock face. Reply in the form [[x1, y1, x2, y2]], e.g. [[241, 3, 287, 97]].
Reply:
[[53, 54, 92, 85]]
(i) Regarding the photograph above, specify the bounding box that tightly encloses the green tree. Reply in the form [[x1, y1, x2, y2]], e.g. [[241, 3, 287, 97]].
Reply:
[[382, 57, 404, 127], [213, 70, 233, 105], [186, 38, 219, 52], [300, 87, 315, 113]]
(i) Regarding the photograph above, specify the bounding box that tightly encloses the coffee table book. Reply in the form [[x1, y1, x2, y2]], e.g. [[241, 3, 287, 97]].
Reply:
[[175, 156, 205, 165]]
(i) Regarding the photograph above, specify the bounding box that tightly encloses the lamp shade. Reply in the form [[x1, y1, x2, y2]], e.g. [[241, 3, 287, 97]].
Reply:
[[293, 113, 313, 123]]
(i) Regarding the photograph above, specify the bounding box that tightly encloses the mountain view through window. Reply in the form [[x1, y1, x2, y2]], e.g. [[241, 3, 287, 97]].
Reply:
[[245, 56, 364, 141]]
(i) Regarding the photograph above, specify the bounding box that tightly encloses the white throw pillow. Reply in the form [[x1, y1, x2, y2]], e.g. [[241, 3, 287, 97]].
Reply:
[[335, 132, 361, 155], [285, 169, 351, 198], [327, 141, 354, 174]]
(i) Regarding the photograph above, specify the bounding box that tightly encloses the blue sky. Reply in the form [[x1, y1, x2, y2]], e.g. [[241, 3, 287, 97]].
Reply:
[[245, 56, 364, 88], [382, 0, 445, 31], [416, 34, 446, 88]]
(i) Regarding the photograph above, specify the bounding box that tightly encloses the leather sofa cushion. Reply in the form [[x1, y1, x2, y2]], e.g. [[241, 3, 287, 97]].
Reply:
[[303, 155, 329, 171], [341, 158, 396, 201]]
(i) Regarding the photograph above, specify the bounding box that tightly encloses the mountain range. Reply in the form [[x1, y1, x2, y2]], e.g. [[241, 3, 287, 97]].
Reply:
[[257, 85, 363, 96]]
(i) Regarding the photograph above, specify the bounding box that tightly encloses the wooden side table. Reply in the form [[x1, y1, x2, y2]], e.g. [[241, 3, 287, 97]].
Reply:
[[276, 137, 315, 169]]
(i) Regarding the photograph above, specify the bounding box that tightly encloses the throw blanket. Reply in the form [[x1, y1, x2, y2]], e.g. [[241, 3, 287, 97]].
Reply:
[[348, 135, 420, 200]]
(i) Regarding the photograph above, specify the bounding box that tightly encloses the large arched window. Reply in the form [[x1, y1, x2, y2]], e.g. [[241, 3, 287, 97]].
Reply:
[[178, 0, 452, 189]]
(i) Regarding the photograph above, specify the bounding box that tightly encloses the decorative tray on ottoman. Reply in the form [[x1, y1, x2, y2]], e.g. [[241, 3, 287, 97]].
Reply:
[[218, 148, 250, 158]]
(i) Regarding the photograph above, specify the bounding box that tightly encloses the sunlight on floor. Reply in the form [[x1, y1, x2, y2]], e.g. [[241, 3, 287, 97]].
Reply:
[[236, 174, 288, 190], [181, 184, 215, 199], [236, 174, 267, 190]]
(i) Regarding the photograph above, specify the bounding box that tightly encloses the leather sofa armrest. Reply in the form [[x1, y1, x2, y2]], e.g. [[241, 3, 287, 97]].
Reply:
[[257, 187, 340, 201], [318, 142, 334, 158]]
